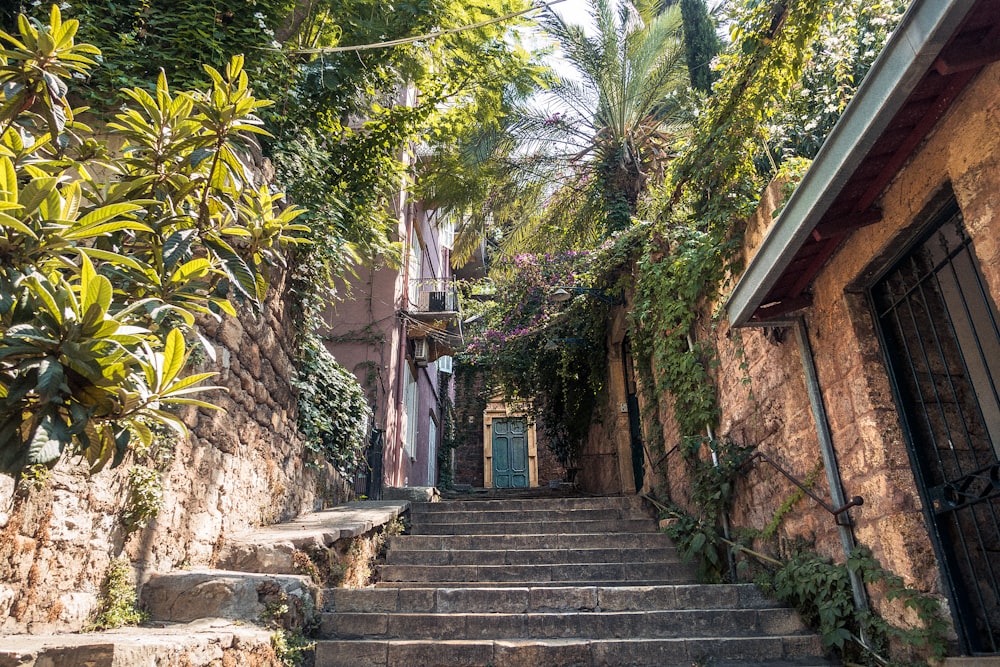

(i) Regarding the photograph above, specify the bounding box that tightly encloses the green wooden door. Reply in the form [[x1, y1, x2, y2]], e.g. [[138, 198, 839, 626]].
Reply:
[[492, 418, 528, 488]]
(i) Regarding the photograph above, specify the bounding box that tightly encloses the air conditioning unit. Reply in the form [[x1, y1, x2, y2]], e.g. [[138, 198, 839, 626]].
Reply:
[[413, 337, 429, 366]]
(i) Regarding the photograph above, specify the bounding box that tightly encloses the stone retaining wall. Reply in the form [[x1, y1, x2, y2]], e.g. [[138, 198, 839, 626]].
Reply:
[[0, 269, 345, 634]]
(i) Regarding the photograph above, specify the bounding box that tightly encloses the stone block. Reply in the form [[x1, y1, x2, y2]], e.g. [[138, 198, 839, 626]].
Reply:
[[387, 612, 464, 639], [141, 570, 315, 625], [315, 640, 388, 667], [216, 542, 298, 574], [493, 639, 591, 667], [437, 587, 529, 613], [328, 588, 399, 613], [598, 585, 676, 611], [397, 588, 435, 612], [386, 640, 492, 667], [674, 584, 739, 609], [529, 586, 596, 611], [591, 639, 687, 667], [321, 612, 388, 638]]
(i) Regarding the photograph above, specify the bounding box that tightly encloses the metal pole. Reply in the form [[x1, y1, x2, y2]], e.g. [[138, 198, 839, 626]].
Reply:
[[793, 317, 871, 623], [688, 333, 738, 580]]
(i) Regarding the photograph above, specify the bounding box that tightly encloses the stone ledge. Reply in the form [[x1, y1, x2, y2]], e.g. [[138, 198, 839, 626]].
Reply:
[[217, 500, 409, 574], [0, 619, 276, 667]]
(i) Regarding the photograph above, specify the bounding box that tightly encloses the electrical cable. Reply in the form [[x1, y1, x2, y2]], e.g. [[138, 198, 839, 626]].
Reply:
[[266, 0, 568, 55]]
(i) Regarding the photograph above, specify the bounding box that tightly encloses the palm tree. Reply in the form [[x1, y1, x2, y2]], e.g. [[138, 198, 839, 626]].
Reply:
[[428, 0, 689, 263]]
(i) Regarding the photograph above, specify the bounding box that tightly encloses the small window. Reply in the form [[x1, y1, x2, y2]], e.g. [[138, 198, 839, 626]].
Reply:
[[437, 355, 453, 374], [440, 215, 455, 250]]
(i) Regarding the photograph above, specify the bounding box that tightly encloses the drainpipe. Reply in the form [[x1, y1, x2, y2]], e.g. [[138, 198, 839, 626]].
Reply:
[[793, 317, 872, 628], [687, 333, 737, 580]]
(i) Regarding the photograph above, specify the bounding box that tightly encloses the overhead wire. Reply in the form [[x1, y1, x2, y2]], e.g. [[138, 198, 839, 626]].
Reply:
[[267, 0, 569, 55]]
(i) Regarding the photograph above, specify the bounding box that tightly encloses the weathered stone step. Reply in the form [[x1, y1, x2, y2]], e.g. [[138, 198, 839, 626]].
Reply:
[[319, 607, 808, 640], [374, 579, 688, 588], [379, 561, 692, 584], [408, 507, 642, 524], [390, 531, 678, 551], [410, 518, 657, 535], [386, 546, 681, 566], [414, 496, 645, 513], [314, 635, 830, 667], [324, 584, 777, 614], [216, 500, 409, 575]]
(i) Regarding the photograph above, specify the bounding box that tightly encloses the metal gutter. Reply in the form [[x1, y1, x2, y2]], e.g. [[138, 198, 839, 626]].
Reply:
[[727, 0, 979, 327]]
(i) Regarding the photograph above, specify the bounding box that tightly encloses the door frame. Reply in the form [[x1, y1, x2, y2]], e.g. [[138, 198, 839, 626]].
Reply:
[[483, 398, 538, 488]]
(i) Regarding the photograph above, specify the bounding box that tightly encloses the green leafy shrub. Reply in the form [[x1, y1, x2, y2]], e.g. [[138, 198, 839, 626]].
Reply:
[[88, 557, 147, 630], [119, 465, 163, 532], [293, 335, 371, 473], [0, 8, 307, 480]]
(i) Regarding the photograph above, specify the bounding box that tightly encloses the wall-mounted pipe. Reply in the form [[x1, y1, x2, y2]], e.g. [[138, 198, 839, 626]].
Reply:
[[793, 317, 871, 624], [687, 333, 737, 580]]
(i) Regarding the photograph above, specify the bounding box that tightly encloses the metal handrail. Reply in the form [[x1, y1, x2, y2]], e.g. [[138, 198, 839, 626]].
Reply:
[[741, 450, 863, 525]]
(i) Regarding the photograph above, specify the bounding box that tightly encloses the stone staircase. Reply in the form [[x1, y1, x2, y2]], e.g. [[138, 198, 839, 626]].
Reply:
[[315, 494, 835, 667]]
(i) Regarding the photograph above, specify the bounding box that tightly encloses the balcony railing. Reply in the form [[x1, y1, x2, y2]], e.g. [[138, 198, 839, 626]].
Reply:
[[408, 278, 459, 317]]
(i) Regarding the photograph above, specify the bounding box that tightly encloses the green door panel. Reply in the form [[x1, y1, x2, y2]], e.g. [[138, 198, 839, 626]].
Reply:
[[492, 418, 528, 489]]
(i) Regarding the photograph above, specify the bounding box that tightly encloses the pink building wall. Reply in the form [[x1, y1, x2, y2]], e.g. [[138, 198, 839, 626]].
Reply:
[[323, 192, 454, 490]]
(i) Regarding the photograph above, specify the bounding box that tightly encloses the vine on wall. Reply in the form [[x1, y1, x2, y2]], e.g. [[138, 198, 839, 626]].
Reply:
[[623, 0, 947, 662]]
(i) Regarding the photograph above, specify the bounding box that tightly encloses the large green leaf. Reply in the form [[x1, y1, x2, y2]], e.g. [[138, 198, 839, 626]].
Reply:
[[19, 177, 58, 215], [203, 235, 261, 308], [0, 155, 18, 203], [82, 274, 112, 316], [26, 413, 67, 465], [35, 356, 64, 400], [75, 202, 143, 228], [159, 328, 186, 390], [162, 229, 198, 271], [63, 219, 153, 241]]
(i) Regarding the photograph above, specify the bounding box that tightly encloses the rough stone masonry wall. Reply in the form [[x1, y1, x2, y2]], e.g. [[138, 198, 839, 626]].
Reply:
[[0, 268, 344, 634], [636, 181, 841, 557], [642, 63, 1000, 631]]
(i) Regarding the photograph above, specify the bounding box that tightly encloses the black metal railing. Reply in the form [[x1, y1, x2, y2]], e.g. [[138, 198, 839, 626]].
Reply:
[[351, 428, 384, 500], [741, 451, 863, 526]]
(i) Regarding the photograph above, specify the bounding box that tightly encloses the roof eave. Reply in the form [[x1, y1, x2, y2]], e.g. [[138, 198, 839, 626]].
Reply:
[[726, 0, 979, 327]]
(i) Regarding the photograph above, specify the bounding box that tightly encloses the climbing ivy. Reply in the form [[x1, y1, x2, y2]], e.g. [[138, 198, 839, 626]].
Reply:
[[293, 334, 372, 474]]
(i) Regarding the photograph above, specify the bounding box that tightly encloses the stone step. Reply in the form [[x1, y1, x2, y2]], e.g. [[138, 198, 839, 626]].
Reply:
[[413, 496, 645, 513], [216, 500, 409, 575], [379, 561, 694, 585], [141, 569, 317, 625], [319, 607, 808, 640], [408, 507, 643, 524], [324, 584, 777, 614], [386, 546, 681, 566], [374, 579, 689, 588], [378, 562, 693, 584], [410, 518, 658, 535], [314, 635, 831, 667], [390, 531, 678, 551]]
